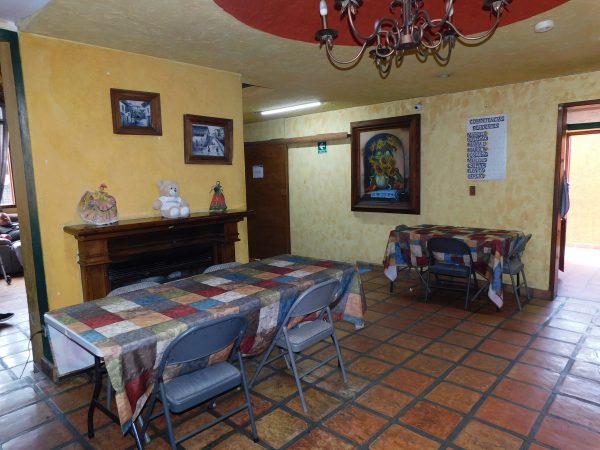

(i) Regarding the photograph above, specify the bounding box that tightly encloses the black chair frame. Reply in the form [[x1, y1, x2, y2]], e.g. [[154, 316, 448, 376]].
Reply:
[[425, 237, 483, 310]]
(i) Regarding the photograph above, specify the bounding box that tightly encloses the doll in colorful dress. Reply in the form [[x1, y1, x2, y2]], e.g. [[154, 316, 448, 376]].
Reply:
[[209, 181, 227, 212]]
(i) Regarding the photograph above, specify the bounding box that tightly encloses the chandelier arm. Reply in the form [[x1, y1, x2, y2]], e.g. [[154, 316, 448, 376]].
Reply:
[[446, 13, 501, 41], [324, 40, 370, 66], [348, 13, 401, 44]]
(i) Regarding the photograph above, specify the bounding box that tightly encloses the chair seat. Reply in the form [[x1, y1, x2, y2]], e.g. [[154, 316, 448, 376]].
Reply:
[[503, 258, 524, 274], [276, 320, 333, 353], [429, 263, 472, 278], [164, 361, 241, 413]]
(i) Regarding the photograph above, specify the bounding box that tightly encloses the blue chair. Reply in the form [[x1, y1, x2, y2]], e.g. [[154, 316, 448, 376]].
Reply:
[[250, 279, 347, 412], [503, 234, 532, 310], [425, 237, 479, 310], [141, 315, 258, 449]]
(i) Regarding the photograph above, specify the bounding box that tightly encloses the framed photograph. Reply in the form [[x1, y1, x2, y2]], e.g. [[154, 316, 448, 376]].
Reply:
[[110, 88, 162, 135], [184, 114, 233, 165], [351, 114, 421, 214]]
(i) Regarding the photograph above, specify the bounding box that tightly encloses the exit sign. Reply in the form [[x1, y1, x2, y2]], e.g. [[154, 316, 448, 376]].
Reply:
[[317, 141, 327, 154]]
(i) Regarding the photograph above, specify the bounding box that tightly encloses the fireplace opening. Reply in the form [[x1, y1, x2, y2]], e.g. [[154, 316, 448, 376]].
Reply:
[[107, 245, 213, 291]]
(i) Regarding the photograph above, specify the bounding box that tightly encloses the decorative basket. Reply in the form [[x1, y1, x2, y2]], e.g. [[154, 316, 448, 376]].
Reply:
[[78, 183, 118, 225]]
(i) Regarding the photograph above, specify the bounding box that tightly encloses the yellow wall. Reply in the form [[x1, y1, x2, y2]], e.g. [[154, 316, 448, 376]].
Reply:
[[566, 133, 600, 247], [19, 33, 248, 309], [245, 71, 600, 291]]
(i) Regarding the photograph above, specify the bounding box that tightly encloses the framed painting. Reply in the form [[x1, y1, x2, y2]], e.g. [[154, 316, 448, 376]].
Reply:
[[351, 114, 421, 214], [110, 88, 162, 135], [183, 114, 233, 165]]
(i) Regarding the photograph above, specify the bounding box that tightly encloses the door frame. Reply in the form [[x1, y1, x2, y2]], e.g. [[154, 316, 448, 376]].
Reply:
[[0, 30, 50, 364], [550, 99, 600, 298]]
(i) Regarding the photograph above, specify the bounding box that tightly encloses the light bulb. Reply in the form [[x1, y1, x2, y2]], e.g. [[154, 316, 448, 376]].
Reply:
[[319, 0, 328, 16]]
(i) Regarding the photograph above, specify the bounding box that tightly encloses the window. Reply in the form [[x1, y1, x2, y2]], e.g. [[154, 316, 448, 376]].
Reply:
[[0, 104, 15, 208]]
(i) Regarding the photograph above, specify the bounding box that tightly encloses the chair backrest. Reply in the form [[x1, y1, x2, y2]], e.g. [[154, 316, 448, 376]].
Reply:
[[159, 315, 247, 374], [507, 234, 532, 260], [427, 237, 473, 266], [203, 261, 242, 273], [287, 279, 340, 318], [107, 281, 160, 297], [395, 224, 409, 232]]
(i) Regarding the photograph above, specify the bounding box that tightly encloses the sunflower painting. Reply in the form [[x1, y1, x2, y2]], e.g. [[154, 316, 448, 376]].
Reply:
[[350, 114, 420, 214], [364, 133, 407, 198]]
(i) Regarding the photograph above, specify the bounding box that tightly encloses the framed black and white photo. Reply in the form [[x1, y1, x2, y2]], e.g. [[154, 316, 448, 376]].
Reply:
[[184, 114, 233, 164], [110, 88, 162, 135]]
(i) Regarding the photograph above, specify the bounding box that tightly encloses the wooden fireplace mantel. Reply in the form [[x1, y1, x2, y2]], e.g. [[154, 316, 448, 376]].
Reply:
[[64, 209, 251, 301]]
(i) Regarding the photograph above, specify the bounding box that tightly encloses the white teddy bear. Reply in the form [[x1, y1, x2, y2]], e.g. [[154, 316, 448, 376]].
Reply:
[[152, 179, 190, 218]]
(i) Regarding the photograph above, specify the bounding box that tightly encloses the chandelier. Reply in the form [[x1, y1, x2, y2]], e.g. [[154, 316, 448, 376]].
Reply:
[[316, 0, 512, 76]]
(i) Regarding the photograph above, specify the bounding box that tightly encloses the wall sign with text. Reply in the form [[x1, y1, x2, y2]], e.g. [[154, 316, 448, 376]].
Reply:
[[467, 114, 507, 180]]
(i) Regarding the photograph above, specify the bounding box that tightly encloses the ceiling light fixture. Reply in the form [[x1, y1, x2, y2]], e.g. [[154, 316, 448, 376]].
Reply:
[[534, 19, 554, 33], [316, 0, 511, 76], [260, 101, 322, 116]]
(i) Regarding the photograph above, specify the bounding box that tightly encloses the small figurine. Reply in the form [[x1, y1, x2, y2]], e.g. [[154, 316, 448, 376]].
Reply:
[[153, 180, 190, 218], [78, 183, 118, 225], [209, 181, 227, 212]]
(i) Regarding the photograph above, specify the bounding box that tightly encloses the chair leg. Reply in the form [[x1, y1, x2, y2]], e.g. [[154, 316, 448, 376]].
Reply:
[[424, 270, 431, 303], [509, 272, 522, 310], [390, 280, 394, 293], [239, 354, 259, 443], [521, 269, 531, 302], [331, 332, 348, 383], [159, 386, 177, 450], [285, 344, 308, 412], [249, 335, 278, 388], [464, 274, 472, 310], [141, 390, 157, 437]]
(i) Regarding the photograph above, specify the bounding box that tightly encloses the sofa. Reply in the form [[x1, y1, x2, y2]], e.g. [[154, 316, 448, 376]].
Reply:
[[0, 213, 23, 277]]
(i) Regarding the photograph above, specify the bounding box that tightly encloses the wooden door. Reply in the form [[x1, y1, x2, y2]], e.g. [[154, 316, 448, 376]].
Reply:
[[244, 142, 290, 259]]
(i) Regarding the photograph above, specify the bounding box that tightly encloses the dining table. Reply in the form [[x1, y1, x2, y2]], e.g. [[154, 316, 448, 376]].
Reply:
[[44, 254, 366, 446], [383, 224, 524, 308]]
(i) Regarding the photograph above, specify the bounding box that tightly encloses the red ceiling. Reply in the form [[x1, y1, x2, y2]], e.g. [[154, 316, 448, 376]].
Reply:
[[214, 0, 570, 46]]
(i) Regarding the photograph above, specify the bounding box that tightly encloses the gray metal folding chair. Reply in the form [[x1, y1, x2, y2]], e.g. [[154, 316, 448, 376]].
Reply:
[[503, 234, 532, 310], [425, 237, 480, 310], [141, 315, 258, 449], [203, 261, 242, 273], [250, 279, 347, 412]]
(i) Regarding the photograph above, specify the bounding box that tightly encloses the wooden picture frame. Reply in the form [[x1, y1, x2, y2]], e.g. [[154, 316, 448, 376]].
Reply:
[[110, 88, 162, 135], [351, 114, 421, 214], [184, 114, 233, 165]]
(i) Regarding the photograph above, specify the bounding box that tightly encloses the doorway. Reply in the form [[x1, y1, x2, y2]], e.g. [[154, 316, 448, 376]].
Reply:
[[551, 100, 600, 300], [0, 30, 50, 372]]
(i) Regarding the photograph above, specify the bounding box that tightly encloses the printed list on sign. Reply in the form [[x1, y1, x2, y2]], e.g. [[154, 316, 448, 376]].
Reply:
[[467, 114, 507, 180]]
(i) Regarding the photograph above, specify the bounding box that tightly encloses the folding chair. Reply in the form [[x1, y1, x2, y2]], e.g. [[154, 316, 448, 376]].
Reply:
[[425, 237, 479, 310], [390, 225, 428, 293], [141, 315, 258, 449], [250, 279, 347, 412], [503, 234, 532, 310]]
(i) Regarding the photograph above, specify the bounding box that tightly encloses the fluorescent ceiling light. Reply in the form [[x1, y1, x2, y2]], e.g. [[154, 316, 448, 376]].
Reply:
[[261, 101, 322, 116]]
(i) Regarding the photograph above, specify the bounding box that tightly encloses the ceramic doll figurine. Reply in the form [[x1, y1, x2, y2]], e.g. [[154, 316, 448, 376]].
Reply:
[[209, 181, 227, 212]]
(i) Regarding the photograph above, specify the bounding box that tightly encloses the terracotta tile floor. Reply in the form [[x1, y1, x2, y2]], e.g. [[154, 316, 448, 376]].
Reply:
[[2, 267, 600, 449]]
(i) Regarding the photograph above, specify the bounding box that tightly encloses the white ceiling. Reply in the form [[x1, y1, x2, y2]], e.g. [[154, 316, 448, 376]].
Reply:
[[6, 0, 600, 122]]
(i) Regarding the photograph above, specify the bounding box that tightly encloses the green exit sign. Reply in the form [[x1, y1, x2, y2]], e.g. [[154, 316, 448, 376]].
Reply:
[[317, 141, 327, 154]]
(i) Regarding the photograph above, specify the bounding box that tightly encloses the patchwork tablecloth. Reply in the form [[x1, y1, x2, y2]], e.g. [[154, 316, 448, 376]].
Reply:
[[46, 255, 366, 431], [383, 225, 523, 308]]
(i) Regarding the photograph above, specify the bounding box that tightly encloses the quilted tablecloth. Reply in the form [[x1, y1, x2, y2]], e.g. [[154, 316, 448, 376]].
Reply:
[[383, 225, 523, 308], [46, 255, 366, 431]]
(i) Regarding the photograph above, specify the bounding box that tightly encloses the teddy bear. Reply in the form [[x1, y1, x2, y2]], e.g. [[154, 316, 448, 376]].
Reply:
[[152, 180, 190, 218]]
